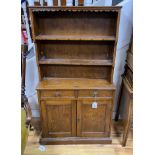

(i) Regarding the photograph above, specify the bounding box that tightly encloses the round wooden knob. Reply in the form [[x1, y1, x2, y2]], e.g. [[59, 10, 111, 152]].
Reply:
[[93, 91, 98, 97], [54, 92, 61, 97]]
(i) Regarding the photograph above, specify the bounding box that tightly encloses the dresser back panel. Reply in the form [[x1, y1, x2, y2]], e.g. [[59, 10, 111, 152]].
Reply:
[[40, 65, 111, 80], [37, 40, 114, 60]]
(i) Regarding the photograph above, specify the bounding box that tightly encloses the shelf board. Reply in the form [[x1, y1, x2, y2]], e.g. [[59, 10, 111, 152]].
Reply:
[[38, 58, 113, 66], [35, 35, 116, 41], [37, 78, 116, 90]]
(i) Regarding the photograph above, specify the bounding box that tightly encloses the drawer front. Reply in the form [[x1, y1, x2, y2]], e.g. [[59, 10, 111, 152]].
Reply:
[[78, 90, 113, 98], [41, 90, 75, 98]]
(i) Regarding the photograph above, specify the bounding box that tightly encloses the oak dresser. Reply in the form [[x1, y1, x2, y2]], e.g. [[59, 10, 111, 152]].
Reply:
[[29, 6, 121, 144]]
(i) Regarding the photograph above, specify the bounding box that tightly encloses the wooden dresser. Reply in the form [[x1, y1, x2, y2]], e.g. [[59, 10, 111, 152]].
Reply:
[[29, 6, 121, 145]]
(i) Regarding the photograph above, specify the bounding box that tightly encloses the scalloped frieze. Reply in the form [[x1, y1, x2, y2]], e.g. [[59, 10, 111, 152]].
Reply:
[[30, 6, 121, 13]]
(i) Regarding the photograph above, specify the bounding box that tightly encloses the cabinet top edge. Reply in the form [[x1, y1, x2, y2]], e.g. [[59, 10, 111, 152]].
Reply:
[[36, 88, 116, 91], [29, 6, 122, 12], [36, 79, 116, 91]]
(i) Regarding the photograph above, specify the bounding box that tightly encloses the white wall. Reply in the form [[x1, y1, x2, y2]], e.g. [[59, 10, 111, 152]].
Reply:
[[104, 0, 112, 6], [92, 0, 112, 6], [92, 0, 106, 6]]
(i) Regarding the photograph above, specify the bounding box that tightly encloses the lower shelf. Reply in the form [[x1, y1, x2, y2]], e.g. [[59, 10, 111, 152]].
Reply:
[[40, 137, 112, 145], [39, 58, 113, 66]]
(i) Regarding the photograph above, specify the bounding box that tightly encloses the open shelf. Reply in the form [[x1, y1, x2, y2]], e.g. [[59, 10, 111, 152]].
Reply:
[[37, 40, 114, 61], [32, 10, 118, 39], [38, 58, 113, 66], [40, 65, 111, 80], [35, 35, 116, 41]]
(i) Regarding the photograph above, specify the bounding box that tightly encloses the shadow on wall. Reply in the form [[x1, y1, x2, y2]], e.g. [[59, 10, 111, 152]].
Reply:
[[112, 0, 124, 6]]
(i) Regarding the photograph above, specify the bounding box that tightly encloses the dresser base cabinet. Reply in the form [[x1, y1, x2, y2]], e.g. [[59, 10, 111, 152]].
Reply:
[[38, 88, 115, 145]]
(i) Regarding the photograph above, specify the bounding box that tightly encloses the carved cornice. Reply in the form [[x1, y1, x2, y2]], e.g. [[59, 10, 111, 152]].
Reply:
[[29, 6, 122, 13]]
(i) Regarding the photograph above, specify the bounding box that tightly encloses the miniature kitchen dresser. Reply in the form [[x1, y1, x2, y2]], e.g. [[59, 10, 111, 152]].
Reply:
[[29, 6, 121, 144]]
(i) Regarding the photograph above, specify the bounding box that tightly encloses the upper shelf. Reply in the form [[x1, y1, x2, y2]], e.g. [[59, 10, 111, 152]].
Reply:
[[38, 58, 113, 66], [35, 35, 116, 41]]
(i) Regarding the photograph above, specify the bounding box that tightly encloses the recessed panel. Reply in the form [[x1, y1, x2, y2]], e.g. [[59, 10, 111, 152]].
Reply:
[[82, 104, 106, 132], [47, 104, 71, 132]]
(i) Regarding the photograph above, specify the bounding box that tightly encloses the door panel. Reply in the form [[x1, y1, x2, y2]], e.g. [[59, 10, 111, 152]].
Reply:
[[41, 100, 76, 138], [77, 99, 112, 137]]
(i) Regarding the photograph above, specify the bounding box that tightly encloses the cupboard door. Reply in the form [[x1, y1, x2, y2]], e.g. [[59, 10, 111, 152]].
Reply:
[[41, 99, 76, 138], [77, 99, 112, 137]]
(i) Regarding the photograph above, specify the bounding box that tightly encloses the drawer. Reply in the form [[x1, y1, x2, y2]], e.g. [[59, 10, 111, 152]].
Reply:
[[78, 90, 113, 98], [41, 90, 75, 98]]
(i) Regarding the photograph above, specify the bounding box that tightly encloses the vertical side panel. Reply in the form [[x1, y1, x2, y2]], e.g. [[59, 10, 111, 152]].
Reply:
[[105, 91, 115, 137], [104, 102, 112, 136], [77, 100, 82, 136], [71, 100, 77, 136], [111, 11, 121, 82], [35, 43, 42, 80], [40, 100, 48, 137], [29, 9, 36, 41]]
